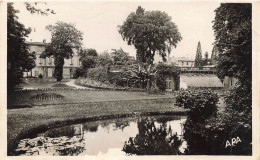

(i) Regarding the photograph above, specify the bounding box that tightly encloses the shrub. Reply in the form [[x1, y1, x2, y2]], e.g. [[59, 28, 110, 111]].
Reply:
[[38, 74, 43, 79], [73, 68, 84, 78], [176, 89, 219, 122], [87, 66, 108, 82], [225, 84, 251, 114]]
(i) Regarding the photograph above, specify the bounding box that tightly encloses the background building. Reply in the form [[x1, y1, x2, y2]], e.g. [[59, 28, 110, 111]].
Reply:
[[167, 56, 195, 67], [23, 41, 80, 79]]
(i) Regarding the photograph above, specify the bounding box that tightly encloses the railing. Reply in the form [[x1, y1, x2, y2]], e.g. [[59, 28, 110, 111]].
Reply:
[[179, 67, 216, 73]]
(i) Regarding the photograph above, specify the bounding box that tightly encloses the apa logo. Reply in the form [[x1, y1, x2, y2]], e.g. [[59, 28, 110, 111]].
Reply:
[[225, 137, 242, 148]]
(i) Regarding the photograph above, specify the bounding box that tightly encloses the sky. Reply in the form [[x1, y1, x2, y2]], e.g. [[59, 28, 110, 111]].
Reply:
[[13, 1, 220, 62]]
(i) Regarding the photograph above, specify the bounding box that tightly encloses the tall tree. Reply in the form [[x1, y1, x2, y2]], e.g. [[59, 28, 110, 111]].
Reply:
[[211, 45, 219, 65], [203, 51, 209, 66], [194, 41, 202, 67], [7, 3, 36, 89], [213, 3, 252, 86], [41, 21, 83, 81], [118, 6, 182, 89], [212, 3, 252, 154]]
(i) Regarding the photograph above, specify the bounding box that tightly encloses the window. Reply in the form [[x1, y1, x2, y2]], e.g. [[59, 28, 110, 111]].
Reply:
[[49, 57, 52, 65], [186, 62, 188, 65], [39, 58, 42, 64], [34, 71, 38, 76], [70, 57, 73, 65]]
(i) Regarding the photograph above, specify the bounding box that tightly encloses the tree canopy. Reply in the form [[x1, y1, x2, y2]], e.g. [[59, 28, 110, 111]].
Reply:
[[211, 45, 219, 65], [79, 49, 98, 73], [79, 48, 98, 60], [7, 3, 36, 89], [111, 48, 136, 65], [212, 3, 252, 154], [118, 6, 182, 65], [24, 2, 55, 15], [213, 3, 252, 85], [42, 21, 83, 81]]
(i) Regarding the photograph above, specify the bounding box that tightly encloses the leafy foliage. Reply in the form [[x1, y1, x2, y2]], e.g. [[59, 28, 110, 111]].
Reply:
[[73, 68, 84, 79], [202, 51, 209, 66], [213, 3, 252, 84], [155, 63, 180, 91], [225, 85, 251, 114], [95, 52, 114, 68], [108, 64, 142, 87], [119, 6, 182, 64], [7, 3, 36, 89], [176, 89, 218, 122], [211, 3, 252, 154], [118, 6, 182, 90], [24, 2, 55, 15], [41, 21, 83, 81], [211, 45, 219, 65], [79, 48, 98, 59], [194, 41, 203, 67], [111, 48, 136, 65], [87, 66, 108, 83], [79, 48, 98, 76]]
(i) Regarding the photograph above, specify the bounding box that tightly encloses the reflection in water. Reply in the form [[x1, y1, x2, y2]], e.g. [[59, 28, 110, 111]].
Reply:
[[16, 116, 186, 156], [123, 117, 183, 155]]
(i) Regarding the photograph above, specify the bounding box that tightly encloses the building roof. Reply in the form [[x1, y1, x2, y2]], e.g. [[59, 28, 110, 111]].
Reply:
[[180, 73, 223, 88], [25, 41, 48, 46], [203, 64, 216, 68], [176, 57, 194, 62]]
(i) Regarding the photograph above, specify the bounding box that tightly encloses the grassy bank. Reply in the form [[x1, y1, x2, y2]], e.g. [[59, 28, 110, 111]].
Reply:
[[7, 98, 186, 155]]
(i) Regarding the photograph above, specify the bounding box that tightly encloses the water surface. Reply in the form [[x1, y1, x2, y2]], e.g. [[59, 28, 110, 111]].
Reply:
[[16, 115, 186, 156]]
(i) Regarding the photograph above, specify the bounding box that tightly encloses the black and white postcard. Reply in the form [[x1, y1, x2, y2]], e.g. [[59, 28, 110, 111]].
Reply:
[[0, 0, 259, 159]]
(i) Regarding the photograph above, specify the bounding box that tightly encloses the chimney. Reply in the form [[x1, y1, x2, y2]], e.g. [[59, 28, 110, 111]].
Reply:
[[43, 39, 46, 43]]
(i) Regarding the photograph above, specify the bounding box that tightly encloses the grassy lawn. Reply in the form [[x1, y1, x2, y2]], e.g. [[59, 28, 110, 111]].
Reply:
[[8, 90, 175, 106], [7, 98, 185, 155]]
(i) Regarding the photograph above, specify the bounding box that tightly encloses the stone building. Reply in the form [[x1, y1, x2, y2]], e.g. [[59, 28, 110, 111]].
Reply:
[[23, 41, 80, 79], [167, 56, 195, 67]]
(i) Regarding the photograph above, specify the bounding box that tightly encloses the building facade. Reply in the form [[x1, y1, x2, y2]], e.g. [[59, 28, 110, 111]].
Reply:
[[167, 56, 195, 67], [23, 42, 80, 79], [176, 57, 195, 67]]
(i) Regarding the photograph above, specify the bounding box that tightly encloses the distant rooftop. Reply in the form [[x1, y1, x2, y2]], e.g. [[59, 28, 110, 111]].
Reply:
[[176, 57, 194, 62], [25, 41, 48, 46], [203, 64, 216, 68]]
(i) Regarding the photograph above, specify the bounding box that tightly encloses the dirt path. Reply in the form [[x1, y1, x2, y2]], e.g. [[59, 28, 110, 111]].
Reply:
[[65, 79, 91, 89]]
